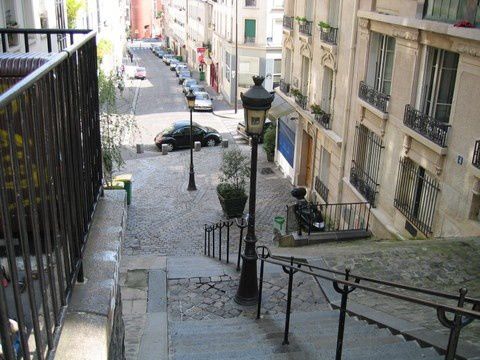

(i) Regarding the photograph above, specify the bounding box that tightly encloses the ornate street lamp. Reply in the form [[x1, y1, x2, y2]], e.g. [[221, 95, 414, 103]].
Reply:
[[235, 76, 274, 305], [186, 89, 197, 191]]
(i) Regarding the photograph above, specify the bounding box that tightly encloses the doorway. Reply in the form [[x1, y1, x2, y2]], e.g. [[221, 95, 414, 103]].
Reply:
[[300, 131, 314, 189]]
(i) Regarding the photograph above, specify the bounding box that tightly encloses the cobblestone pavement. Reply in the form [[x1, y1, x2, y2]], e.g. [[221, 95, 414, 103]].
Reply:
[[168, 270, 328, 321]]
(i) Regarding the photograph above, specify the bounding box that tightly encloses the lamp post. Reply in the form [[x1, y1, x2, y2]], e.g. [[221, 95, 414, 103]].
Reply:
[[186, 89, 197, 191], [234, 76, 274, 305]]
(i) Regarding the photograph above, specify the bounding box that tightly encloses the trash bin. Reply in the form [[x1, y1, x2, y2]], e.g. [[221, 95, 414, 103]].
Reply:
[[199, 71, 205, 81], [274, 216, 285, 233], [113, 174, 133, 205]]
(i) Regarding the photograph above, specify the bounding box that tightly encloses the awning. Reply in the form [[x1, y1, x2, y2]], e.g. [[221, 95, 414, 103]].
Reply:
[[268, 93, 296, 120]]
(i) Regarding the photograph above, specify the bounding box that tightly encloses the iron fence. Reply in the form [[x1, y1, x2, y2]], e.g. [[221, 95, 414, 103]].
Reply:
[[314, 176, 329, 203], [320, 26, 338, 45], [314, 111, 331, 129], [0, 29, 101, 359], [256, 245, 480, 360], [404, 105, 451, 148], [285, 201, 370, 236], [299, 21, 313, 36], [283, 16, 294, 30], [279, 79, 290, 95], [474, 140, 480, 169], [245, 0, 256, 7], [358, 81, 389, 113], [394, 157, 440, 236]]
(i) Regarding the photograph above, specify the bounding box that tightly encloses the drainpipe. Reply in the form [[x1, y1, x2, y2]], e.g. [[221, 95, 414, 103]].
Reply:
[[337, 0, 359, 201]]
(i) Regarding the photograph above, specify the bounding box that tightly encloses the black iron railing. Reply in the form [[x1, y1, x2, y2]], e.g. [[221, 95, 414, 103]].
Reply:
[[244, 36, 255, 44], [350, 163, 379, 206], [283, 16, 294, 30], [279, 79, 290, 95], [404, 105, 451, 148], [474, 140, 480, 169], [358, 81, 390, 113], [0, 29, 101, 359], [320, 26, 338, 45], [299, 21, 313, 36], [294, 92, 308, 110], [314, 111, 331, 129], [314, 176, 329, 203], [256, 245, 480, 360], [245, 0, 256, 7], [204, 218, 247, 271], [285, 201, 370, 236]]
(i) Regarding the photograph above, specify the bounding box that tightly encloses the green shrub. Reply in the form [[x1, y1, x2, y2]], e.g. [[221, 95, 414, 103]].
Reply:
[[262, 125, 276, 156], [217, 149, 250, 199]]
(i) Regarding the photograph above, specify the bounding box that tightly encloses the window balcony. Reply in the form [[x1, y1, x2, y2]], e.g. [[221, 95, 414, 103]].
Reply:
[[473, 140, 480, 169], [245, 0, 256, 7], [319, 26, 338, 45], [244, 36, 255, 44], [403, 105, 451, 148], [299, 21, 313, 36], [293, 90, 308, 110], [314, 111, 331, 130], [315, 176, 329, 203], [358, 81, 389, 113], [280, 79, 290, 95], [283, 15, 294, 30]]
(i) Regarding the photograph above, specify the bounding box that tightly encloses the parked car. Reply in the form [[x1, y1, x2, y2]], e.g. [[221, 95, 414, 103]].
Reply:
[[182, 79, 198, 94], [163, 54, 175, 64], [236, 118, 272, 143], [175, 64, 188, 76], [134, 67, 146, 80], [193, 91, 213, 111], [189, 84, 206, 93], [154, 121, 222, 151], [169, 59, 180, 70], [178, 71, 192, 84]]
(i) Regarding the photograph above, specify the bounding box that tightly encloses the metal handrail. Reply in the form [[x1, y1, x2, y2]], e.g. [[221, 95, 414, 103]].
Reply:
[[255, 245, 480, 360]]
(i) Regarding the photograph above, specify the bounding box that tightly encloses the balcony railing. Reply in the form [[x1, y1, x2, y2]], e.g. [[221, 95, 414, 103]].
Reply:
[[0, 28, 101, 359], [314, 111, 331, 130], [244, 36, 255, 44], [403, 105, 451, 148], [473, 140, 480, 169], [280, 79, 290, 95], [283, 16, 294, 30], [315, 177, 329, 203], [424, 0, 480, 25], [294, 91, 308, 110], [245, 0, 256, 6], [320, 26, 338, 45], [358, 81, 389, 113], [299, 21, 313, 36]]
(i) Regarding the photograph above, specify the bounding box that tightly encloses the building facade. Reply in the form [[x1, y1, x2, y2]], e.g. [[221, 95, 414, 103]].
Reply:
[[186, 0, 211, 73], [165, 0, 187, 60], [131, 0, 154, 39], [276, 0, 480, 239]]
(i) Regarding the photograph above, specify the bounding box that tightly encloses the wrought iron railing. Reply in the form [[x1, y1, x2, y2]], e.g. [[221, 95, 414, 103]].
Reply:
[[256, 245, 480, 360], [294, 92, 308, 110], [358, 81, 390, 113], [245, 0, 256, 7], [244, 36, 255, 44], [285, 201, 370, 236], [474, 140, 480, 169], [314, 111, 331, 129], [283, 16, 294, 30], [299, 21, 313, 36], [404, 105, 451, 148], [204, 218, 247, 271], [0, 29, 101, 359], [320, 26, 338, 45], [314, 176, 329, 202], [279, 79, 290, 95], [350, 163, 379, 206], [424, 0, 479, 25]]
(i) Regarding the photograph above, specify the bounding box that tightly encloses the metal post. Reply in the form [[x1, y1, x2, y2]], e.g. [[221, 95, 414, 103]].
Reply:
[[256, 249, 265, 320], [235, 135, 259, 305], [218, 223, 222, 261], [187, 108, 197, 191], [212, 226, 215, 258], [443, 288, 468, 360], [204, 225, 207, 255], [226, 222, 230, 263], [237, 219, 245, 271], [208, 227, 211, 257], [283, 257, 295, 345], [234, 0, 238, 113]]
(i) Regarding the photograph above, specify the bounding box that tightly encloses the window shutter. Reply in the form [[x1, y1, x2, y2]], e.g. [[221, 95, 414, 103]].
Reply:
[[245, 19, 256, 37]]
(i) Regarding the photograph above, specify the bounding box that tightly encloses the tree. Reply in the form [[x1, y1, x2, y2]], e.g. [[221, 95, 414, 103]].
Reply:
[[97, 39, 114, 64], [66, 0, 84, 29]]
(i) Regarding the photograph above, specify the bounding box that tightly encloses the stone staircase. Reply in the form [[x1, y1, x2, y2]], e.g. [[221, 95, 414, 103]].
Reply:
[[170, 309, 442, 359]]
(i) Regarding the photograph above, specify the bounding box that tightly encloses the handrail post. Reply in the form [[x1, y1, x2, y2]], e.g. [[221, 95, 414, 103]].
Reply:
[[212, 225, 215, 258], [236, 217, 247, 271], [283, 257, 295, 345], [208, 226, 211, 257], [257, 247, 265, 320], [204, 224, 207, 256], [218, 222, 222, 262], [444, 288, 468, 360], [226, 221, 230, 263]]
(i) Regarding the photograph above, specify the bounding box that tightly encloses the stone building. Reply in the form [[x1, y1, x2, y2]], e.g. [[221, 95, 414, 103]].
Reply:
[[165, 0, 188, 60], [185, 0, 211, 73], [275, 0, 480, 239]]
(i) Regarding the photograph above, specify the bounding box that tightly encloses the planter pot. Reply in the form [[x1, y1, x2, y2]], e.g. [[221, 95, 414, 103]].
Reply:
[[266, 152, 274, 162], [217, 190, 248, 219], [320, 27, 330, 33]]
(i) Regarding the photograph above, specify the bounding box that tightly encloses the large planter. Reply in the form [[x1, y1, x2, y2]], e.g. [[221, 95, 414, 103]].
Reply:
[[217, 190, 248, 219], [266, 152, 274, 162]]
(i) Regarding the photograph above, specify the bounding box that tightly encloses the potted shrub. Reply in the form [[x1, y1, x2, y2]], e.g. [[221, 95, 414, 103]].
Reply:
[[290, 88, 301, 98], [217, 149, 250, 218], [310, 104, 324, 115], [262, 125, 276, 162], [295, 16, 307, 24], [318, 21, 331, 33]]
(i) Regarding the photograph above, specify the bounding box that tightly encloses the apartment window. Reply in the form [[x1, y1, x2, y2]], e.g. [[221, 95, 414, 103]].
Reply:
[[328, 0, 339, 27], [301, 55, 310, 95], [322, 68, 333, 113], [394, 157, 440, 235], [273, 59, 281, 88], [244, 19, 256, 43], [420, 47, 459, 123], [350, 124, 384, 206], [273, 0, 285, 8], [315, 147, 330, 202]]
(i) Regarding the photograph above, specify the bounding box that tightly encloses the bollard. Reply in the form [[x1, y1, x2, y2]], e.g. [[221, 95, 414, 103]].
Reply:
[[194, 141, 201, 151], [221, 139, 229, 148], [136, 144, 144, 154], [161, 144, 169, 155]]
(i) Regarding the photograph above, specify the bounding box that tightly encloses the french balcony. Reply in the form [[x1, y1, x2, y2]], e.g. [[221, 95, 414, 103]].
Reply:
[[280, 79, 290, 95], [245, 0, 256, 7], [314, 110, 331, 130], [350, 163, 378, 206], [473, 140, 480, 169], [320, 26, 338, 45], [299, 21, 313, 36], [293, 91, 308, 110], [283, 16, 294, 30], [403, 105, 451, 148], [244, 36, 255, 44], [358, 81, 389, 113], [315, 176, 329, 203]]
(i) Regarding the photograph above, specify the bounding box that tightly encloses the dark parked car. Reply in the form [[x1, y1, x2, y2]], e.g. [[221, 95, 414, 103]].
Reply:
[[236, 118, 272, 143], [154, 121, 222, 151]]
